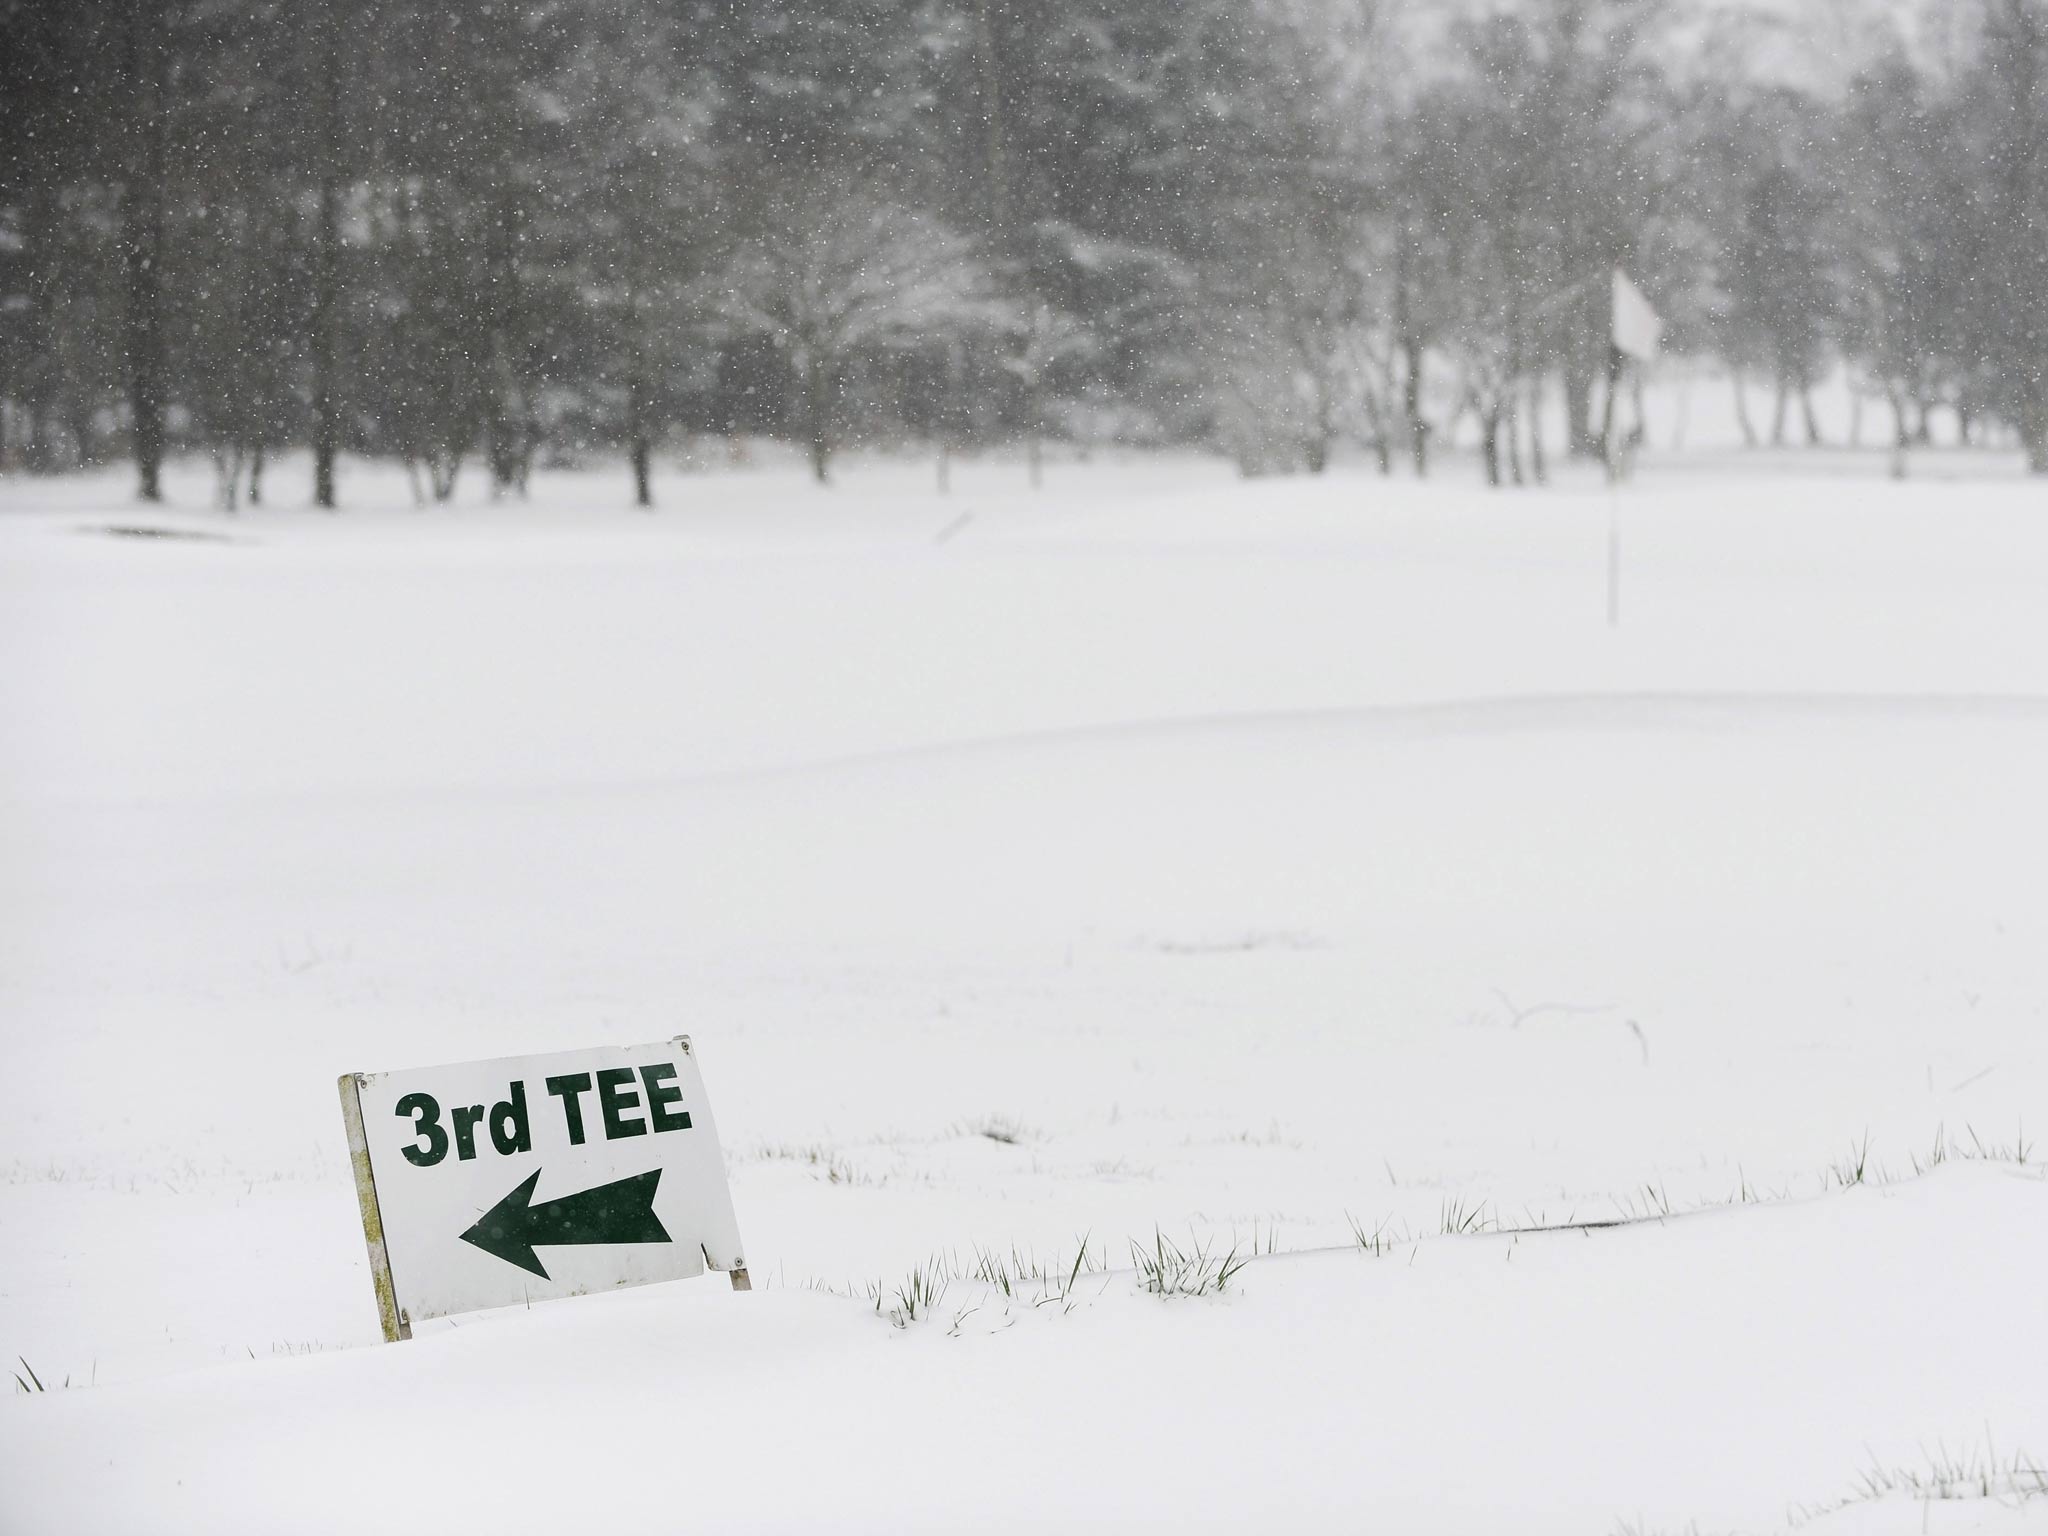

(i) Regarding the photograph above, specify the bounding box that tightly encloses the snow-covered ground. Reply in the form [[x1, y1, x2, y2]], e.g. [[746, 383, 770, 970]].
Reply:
[[3, 446, 2045, 1534]]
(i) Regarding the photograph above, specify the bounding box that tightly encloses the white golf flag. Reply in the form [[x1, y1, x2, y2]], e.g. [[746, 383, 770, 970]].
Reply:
[[1612, 269, 1664, 362]]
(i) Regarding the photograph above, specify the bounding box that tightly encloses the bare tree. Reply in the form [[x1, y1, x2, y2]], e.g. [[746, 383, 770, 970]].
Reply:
[[712, 186, 1015, 482]]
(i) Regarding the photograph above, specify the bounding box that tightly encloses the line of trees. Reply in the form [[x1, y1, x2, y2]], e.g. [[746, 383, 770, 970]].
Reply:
[[3, 0, 2048, 506]]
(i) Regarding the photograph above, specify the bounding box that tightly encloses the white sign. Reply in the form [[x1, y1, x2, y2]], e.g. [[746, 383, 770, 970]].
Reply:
[[339, 1037, 746, 1340], [1612, 269, 1665, 362]]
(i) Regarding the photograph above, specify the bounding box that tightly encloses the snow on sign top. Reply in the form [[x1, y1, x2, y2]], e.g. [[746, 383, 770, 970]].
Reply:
[[338, 1038, 746, 1340]]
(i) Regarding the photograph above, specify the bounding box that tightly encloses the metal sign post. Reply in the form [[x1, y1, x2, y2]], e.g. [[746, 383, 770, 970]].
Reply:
[[339, 1036, 747, 1339]]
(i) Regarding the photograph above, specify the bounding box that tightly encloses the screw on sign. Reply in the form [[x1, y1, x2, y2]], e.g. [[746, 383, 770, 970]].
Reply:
[[338, 1037, 748, 1343]]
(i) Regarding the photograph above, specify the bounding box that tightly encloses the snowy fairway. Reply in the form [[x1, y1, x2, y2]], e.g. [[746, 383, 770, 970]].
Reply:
[[3, 453, 2047, 1533]]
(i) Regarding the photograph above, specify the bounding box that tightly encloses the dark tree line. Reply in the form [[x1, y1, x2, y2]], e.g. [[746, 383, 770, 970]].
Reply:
[[4, 0, 2048, 505]]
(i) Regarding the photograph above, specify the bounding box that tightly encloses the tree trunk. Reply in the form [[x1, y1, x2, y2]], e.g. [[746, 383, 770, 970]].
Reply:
[[1363, 390, 1393, 475], [485, 186, 527, 498], [249, 441, 266, 506], [64, 396, 98, 467], [1564, 366, 1598, 458], [214, 446, 243, 512], [1504, 390, 1524, 486], [20, 179, 63, 473], [310, 0, 343, 510], [1732, 374, 1758, 448], [804, 352, 831, 484], [1770, 379, 1790, 447], [975, 0, 1009, 242], [1307, 369, 1333, 476], [311, 191, 340, 505], [124, 0, 169, 504], [630, 437, 652, 508], [1402, 336, 1426, 477], [1801, 389, 1822, 447], [1478, 403, 1502, 488], [2023, 385, 2048, 475]]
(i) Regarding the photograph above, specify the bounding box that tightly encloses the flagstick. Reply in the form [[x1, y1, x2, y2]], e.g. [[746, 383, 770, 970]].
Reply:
[[1604, 269, 1661, 634], [1607, 481, 1621, 629], [1602, 347, 1625, 630]]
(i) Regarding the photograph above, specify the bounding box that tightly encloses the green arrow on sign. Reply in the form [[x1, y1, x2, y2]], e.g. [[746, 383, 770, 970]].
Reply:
[[459, 1168, 670, 1279]]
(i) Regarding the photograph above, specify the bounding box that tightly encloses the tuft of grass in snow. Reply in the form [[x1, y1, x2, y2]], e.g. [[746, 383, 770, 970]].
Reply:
[[1915, 1120, 2033, 1172], [957, 1114, 1037, 1146], [851, 1238, 1108, 1327], [1788, 1438, 2048, 1527], [1035, 1243, 1095, 1315], [838, 1123, 2038, 1333], [1847, 1122, 2036, 1184], [1609, 1183, 1674, 1222], [1129, 1229, 1247, 1298], [756, 1143, 875, 1187], [1830, 1131, 1874, 1188], [875, 1262, 949, 1329], [11, 1356, 69, 1394], [1346, 1212, 1404, 1257], [1850, 1446, 2048, 1506], [1438, 1196, 1496, 1236], [969, 1238, 1102, 1312]]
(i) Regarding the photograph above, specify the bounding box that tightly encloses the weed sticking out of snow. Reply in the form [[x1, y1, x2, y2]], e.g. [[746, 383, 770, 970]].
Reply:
[[756, 1143, 875, 1186], [1438, 1196, 1497, 1236], [815, 1143, 2043, 1344], [8, 1355, 91, 1393], [1787, 1439, 2048, 1527], [251, 1341, 329, 1361], [1617, 1183, 1675, 1221], [1830, 1132, 1874, 1188], [1129, 1229, 1247, 1298], [1906, 1122, 2035, 1177], [877, 1262, 948, 1329], [850, 1239, 1109, 1327], [957, 1114, 1037, 1146], [1516, 1132, 2041, 1238], [1347, 1213, 1404, 1257], [1231, 1219, 1285, 1257], [1808, 1123, 2034, 1193]]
